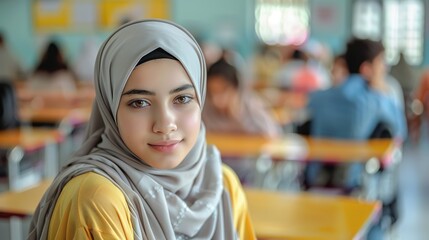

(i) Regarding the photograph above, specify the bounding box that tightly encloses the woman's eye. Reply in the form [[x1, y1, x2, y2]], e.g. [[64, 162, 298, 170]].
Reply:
[[174, 95, 193, 104], [129, 99, 150, 108]]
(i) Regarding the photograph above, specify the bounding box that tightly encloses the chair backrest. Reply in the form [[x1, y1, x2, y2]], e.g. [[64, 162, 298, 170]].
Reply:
[[0, 81, 20, 130]]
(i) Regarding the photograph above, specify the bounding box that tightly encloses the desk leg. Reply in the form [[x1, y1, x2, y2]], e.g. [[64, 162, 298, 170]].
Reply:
[[44, 141, 58, 178], [10, 217, 22, 240], [6, 147, 25, 240], [253, 154, 273, 188]]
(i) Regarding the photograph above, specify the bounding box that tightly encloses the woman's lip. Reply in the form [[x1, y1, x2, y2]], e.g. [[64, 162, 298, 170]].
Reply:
[[149, 140, 182, 146], [148, 140, 182, 153]]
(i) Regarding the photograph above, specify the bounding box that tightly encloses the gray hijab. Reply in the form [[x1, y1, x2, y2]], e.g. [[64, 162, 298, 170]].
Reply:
[[28, 19, 236, 240]]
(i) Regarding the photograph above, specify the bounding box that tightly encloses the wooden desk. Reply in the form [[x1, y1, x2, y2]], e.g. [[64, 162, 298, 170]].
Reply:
[[16, 88, 95, 109], [0, 128, 64, 152], [206, 133, 273, 157], [19, 106, 91, 126], [266, 136, 399, 168], [245, 188, 381, 240], [0, 180, 51, 218], [206, 133, 398, 167], [0, 128, 64, 189]]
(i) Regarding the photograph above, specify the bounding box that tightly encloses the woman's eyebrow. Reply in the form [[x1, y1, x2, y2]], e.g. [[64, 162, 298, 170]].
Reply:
[[169, 84, 194, 94], [122, 84, 194, 96], [122, 89, 154, 96]]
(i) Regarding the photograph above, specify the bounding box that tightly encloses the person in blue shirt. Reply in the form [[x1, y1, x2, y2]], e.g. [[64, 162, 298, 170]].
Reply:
[[303, 38, 407, 239], [303, 38, 407, 190]]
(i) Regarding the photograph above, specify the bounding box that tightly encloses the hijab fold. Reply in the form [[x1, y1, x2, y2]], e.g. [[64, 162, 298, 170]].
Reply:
[[28, 19, 236, 240]]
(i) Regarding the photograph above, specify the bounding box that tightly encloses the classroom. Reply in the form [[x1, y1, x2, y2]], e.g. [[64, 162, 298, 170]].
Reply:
[[0, 0, 428, 239]]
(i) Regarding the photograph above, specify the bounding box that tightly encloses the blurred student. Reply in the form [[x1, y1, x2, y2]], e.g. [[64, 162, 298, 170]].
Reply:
[[409, 69, 429, 142], [203, 57, 282, 184], [27, 40, 76, 92], [274, 49, 322, 93], [251, 43, 282, 90], [331, 53, 404, 109], [203, 57, 282, 138], [304, 38, 407, 190], [0, 32, 24, 81], [28, 19, 255, 240]]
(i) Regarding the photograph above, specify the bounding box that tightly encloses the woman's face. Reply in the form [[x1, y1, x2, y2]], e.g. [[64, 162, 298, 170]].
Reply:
[[117, 59, 201, 169]]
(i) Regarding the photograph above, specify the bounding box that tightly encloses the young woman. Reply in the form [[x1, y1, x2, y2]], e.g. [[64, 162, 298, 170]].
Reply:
[[28, 19, 255, 240]]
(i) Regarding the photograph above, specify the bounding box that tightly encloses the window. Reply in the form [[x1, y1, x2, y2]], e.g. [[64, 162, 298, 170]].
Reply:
[[352, 0, 382, 40], [255, 0, 309, 46], [384, 0, 424, 65], [352, 0, 424, 65]]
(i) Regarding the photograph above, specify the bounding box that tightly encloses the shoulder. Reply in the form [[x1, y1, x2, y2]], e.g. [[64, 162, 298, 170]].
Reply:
[[50, 172, 133, 239], [308, 88, 331, 104], [67, 172, 124, 197], [58, 172, 129, 215]]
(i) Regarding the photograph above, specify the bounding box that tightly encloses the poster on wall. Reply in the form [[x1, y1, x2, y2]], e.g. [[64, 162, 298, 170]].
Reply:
[[310, 0, 346, 35], [33, 0, 170, 32]]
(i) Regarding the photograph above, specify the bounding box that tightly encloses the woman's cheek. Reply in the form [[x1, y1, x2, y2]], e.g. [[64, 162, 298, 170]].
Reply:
[[181, 108, 201, 134]]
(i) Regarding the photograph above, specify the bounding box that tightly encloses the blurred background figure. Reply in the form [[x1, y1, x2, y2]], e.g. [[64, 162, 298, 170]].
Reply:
[[203, 56, 283, 184], [303, 37, 407, 190], [274, 48, 323, 93], [203, 57, 282, 138], [408, 69, 429, 142], [390, 52, 419, 142], [27, 40, 77, 92], [0, 32, 24, 82], [390, 53, 419, 105], [250, 43, 282, 90]]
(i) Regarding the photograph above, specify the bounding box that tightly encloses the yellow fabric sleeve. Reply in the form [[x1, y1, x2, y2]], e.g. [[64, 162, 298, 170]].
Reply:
[[48, 173, 133, 240], [222, 164, 257, 240], [48, 165, 256, 239]]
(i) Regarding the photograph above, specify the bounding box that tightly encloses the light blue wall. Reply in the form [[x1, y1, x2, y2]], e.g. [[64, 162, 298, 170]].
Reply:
[[172, 0, 256, 58], [0, 0, 109, 73], [0, 0, 427, 73], [309, 0, 351, 55], [0, 0, 35, 72]]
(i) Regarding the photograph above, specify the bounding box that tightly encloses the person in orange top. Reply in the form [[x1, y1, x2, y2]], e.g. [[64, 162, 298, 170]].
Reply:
[[28, 19, 256, 240]]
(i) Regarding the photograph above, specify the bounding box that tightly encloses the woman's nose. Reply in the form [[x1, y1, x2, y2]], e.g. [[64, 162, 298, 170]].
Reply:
[[152, 106, 177, 134]]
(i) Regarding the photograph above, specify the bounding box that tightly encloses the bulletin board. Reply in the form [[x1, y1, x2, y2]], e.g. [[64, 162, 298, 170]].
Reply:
[[33, 0, 170, 32]]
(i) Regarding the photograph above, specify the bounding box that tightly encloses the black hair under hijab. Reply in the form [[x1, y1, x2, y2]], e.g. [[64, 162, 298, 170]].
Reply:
[[136, 47, 178, 67]]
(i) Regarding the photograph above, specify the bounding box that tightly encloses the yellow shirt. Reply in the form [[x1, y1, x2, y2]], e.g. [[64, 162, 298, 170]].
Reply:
[[48, 164, 256, 240]]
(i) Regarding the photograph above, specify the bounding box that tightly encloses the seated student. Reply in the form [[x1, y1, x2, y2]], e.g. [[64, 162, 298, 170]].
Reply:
[[27, 40, 76, 92], [274, 49, 323, 93], [304, 38, 407, 191], [203, 57, 282, 138], [28, 19, 256, 240], [202, 57, 282, 184], [409, 69, 429, 141]]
